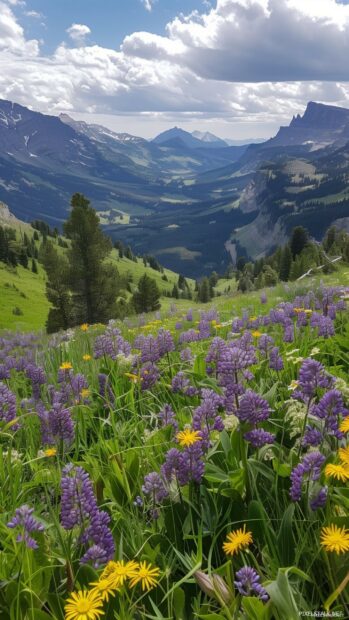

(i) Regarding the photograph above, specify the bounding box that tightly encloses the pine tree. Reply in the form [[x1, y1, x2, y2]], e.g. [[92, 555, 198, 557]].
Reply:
[[178, 274, 188, 290], [290, 226, 309, 258], [197, 277, 211, 303], [132, 274, 161, 313], [31, 259, 38, 274], [279, 245, 292, 281], [41, 241, 72, 333], [172, 284, 179, 299], [19, 249, 28, 269], [64, 193, 120, 324]]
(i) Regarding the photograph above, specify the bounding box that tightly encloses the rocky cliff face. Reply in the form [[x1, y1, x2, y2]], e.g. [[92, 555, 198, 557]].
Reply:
[[0, 201, 19, 225]]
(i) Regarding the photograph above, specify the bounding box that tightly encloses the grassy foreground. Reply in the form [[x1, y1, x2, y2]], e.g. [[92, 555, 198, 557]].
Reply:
[[1, 272, 349, 618]]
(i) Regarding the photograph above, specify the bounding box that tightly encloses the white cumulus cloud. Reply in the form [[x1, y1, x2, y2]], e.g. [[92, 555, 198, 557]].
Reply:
[[66, 23, 91, 45], [0, 0, 349, 137]]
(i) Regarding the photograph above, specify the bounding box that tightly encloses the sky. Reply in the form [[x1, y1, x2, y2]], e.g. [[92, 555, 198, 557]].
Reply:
[[1, 0, 349, 140]]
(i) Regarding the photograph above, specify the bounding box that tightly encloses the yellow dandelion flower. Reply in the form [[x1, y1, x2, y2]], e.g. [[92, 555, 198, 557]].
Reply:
[[176, 428, 202, 447], [102, 560, 139, 588], [223, 525, 253, 556], [64, 589, 104, 620], [251, 330, 262, 338], [129, 561, 160, 592], [89, 578, 118, 602], [60, 362, 72, 371], [320, 524, 349, 554], [325, 463, 349, 482], [340, 418, 349, 434], [80, 388, 91, 399], [81, 324, 89, 332], [304, 309, 313, 315], [339, 446, 349, 466], [293, 308, 304, 314], [44, 448, 57, 457], [83, 354, 92, 362]]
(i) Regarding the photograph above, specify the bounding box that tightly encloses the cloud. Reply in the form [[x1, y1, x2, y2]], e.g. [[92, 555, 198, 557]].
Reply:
[[1, 0, 349, 137], [66, 23, 91, 45], [0, 1, 38, 55], [141, 0, 156, 11], [25, 10, 43, 19]]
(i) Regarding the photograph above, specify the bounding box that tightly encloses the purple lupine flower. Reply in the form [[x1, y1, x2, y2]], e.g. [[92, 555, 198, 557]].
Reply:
[[180, 347, 193, 363], [158, 404, 178, 432], [156, 329, 175, 357], [186, 309, 193, 321], [80, 510, 115, 567], [40, 402, 75, 446], [24, 363, 46, 400], [94, 327, 131, 360], [70, 373, 89, 401], [310, 486, 328, 511], [142, 472, 168, 503], [303, 426, 322, 447], [283, 322, 294, 343], [312, 389, 348, 439], [0, 382, 19, 429], [192, 389, 224, 448], [258, 335, 274, 356], [290, 451, 325, 502], [260, 292, 267, 304], [269, 347, 284, 371], [206, 337, 227, 370], [60, 465, 114, 567], [171, 372, 199, 397], [293, 359, 334, 401], [161, 448, 183, 484], [310, 313, 335, 338], [98, 373, 115, 405], [7, 505, 44, 549], [61, 464, 97, 530], [134, 335, 160, 363], [237, 391, 270, 425], [175, 322, 182, 330], [179, 329, 200, 344], [244, 429, 275, 448], [161, 443, 205, 486], [234, 567, 269, 602], [0, 363, 10, 380], [180, 443, 205, 484], [140, 362, 160, 391]]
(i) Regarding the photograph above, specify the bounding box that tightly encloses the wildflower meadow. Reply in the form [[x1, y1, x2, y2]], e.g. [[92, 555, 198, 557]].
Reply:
[[1, 280, 349, 619]]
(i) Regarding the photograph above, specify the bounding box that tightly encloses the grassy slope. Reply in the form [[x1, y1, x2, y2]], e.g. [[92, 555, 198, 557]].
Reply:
[[1, 216, 349, 333], [0, 262, 50, 331], [0, 225, 195, 331]]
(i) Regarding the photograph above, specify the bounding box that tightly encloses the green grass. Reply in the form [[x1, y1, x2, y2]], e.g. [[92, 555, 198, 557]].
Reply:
[[0, 262, 49, 331], [1, 269, 349, 618]]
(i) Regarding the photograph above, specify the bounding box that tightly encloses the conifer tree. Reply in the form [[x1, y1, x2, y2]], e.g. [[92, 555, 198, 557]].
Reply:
[[41, 241, 72, 333], [279, 245, 293, 281], [64, 193, 120, 324], [132, 273, 161, 313], [290, 226, 309, 258]]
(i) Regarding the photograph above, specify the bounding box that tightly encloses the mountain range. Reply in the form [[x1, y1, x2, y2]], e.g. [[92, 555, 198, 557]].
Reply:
[[0, 99, 349, 276]]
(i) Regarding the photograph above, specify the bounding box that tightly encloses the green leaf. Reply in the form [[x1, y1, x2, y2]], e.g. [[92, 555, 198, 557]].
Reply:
[[277, 504, 295, 565], [242, 597, 270, 620], [173, 587, 186, 620], [266, 568, 310, 620], [32, 611, 54, 620]]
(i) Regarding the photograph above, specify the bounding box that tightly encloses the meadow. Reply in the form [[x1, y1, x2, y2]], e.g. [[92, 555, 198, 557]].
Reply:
[[1, 273, 349, 619]]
